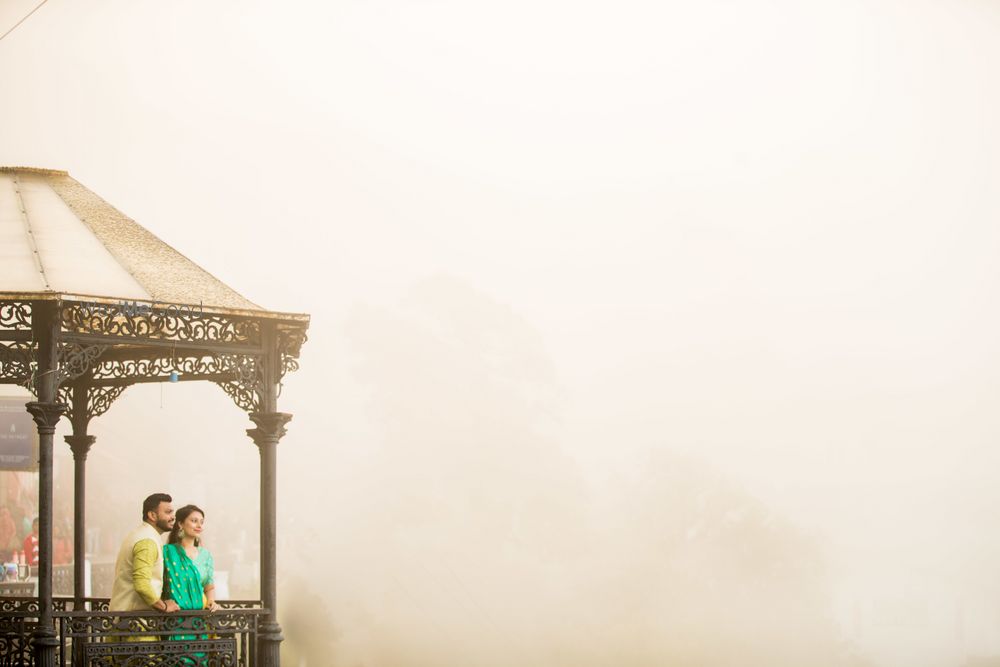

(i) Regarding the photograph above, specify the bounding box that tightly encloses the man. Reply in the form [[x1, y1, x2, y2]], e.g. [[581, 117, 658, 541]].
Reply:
[[110, 493, 179, 613], [21, 517, 38, 566]]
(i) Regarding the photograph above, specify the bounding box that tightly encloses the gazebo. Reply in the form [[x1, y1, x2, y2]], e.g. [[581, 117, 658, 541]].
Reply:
[[0, 166, 309, 666]]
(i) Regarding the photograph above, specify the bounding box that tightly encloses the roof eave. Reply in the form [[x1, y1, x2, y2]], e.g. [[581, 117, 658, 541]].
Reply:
[[0, 291, 310, 324]]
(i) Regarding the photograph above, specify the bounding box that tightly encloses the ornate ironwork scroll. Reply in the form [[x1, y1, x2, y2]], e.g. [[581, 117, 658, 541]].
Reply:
[[84, 639, 238, 667], [2, 340, 111, 395], [1, 302, 38, 394], [61, 302, 261, 347], [61, 609, 261, 638], [277, 327, 306, 381], [3, 300, 307, 419], [57, 343, 107, 384], [56, 350, 276, 422], [57, 607, 260, 666], [218, 600, 263, 610], [1, 597, 229, 614], [85, 386, 127, 420], [0, 617, 34, 666], [1, 602, 259, 666], [0, 342, 33, 387], [0, 598, 40, 614], [0, 301, 31, 329], [89, 352, 256, 384], [215, 355, 263, 412], [0, 596, 86, 614], [217, 383, 260, 412], [3, 344, 110, 397]]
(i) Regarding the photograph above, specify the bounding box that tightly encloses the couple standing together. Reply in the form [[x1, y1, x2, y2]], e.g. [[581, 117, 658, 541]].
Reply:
[[110, 493, 221, 615]]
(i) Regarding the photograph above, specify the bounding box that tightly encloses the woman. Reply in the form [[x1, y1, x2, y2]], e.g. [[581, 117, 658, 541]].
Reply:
[[162, 504, 221, 645]]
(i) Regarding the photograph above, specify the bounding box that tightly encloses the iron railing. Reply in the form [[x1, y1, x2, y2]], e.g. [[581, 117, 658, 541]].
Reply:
[[0, 597, 265, 666]]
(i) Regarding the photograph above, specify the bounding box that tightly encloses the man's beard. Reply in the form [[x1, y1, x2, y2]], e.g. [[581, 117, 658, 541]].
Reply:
[[155, 517, 174, 533]]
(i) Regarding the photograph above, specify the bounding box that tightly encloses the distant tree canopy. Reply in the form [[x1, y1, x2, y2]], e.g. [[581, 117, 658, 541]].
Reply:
[[585, 450, 870, 667], [292, 276, 872, 667], [345, 276, 589, 558]]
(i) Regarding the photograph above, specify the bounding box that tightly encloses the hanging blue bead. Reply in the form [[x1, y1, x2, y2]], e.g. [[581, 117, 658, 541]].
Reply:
[[169, 371, 179, 383]]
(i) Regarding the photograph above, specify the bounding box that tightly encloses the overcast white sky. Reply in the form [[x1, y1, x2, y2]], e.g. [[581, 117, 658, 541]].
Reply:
[[3, 1, 1000, 665]]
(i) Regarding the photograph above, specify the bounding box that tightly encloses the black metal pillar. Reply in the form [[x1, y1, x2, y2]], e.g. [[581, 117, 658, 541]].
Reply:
[[64, 383, 94, 608], [248, 412, 291, 666], [64, 428, 92, 667], [64, 434, 92, 600], [246, 321, 291, 667], [26, 301, 66, 667]]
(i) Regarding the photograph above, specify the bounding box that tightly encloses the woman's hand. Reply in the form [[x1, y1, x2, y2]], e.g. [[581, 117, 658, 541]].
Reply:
[[205, 600, 221, 612]]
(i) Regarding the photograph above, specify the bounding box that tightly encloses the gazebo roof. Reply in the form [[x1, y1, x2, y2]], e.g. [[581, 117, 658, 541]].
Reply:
[[0, 166, 303, 320]]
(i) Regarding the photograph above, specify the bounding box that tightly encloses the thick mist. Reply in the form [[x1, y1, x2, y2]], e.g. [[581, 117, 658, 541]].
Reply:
[[4, 0, 1000, 665]]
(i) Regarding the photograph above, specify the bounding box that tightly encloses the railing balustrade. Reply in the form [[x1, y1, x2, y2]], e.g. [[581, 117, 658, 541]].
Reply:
[[0, 597, 265, 666]]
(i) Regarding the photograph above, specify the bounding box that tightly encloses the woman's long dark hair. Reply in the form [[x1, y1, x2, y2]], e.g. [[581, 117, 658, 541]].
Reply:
[[168, 504, 205, 546]]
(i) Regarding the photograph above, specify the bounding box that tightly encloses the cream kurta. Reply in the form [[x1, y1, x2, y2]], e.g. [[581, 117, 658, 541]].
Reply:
[[110, 523, 164, 611]]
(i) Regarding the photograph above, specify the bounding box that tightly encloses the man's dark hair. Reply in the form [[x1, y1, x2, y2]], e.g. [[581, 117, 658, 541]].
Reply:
[[142, 493, 172, 522]]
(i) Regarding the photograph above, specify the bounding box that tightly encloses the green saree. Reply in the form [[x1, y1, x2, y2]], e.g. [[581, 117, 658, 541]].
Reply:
[[162, 543, 214, 649]]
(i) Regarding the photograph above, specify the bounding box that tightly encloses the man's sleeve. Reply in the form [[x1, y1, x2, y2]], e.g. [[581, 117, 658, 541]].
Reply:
[[131, 539, 161, 607]]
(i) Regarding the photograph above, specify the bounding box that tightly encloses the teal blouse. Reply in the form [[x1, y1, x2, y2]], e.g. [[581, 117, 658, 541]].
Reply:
[[190, 546, 215, 588]]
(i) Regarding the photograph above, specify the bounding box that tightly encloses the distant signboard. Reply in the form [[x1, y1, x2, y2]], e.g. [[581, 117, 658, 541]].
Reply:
[[0, 398, 38, 471]]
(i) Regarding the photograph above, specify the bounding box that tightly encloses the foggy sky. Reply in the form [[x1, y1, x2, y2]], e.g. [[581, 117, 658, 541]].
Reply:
[[3, 1, 1000, 665]]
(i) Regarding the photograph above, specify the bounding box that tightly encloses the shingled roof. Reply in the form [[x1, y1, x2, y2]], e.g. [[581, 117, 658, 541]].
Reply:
[[0, 166, 302, 320]]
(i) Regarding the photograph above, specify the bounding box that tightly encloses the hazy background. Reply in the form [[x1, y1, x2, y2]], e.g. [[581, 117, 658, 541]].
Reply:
[[3, 0, 1000, 665]]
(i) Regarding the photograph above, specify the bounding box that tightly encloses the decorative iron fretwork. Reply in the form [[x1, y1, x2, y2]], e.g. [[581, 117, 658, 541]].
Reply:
[[61, 609, 263, 637], [218, 326, 308, 411], [57, 342, 107, 384], [277, 327, 307, 381], [3, 339, 116, 396], [0, 619, 34, 666], [215, 355, 263, 412], [83, 350, 264, 412], [0, 597, 89, 613], [0, 341, 33, 387], [88, 385, 127, 418], [59, 385, 129, 423], [0, 301, 31, 329], [85, 639, 238, 667], [0, 597, 241, 614], [0, 598, 40, 613], [281, 354, 299, 380], [91, 352, 258, 384], [217, 379, 261, 412], [61, 302, 261, 346], [0, 603, 262, 667], [218, 600, 263, 610], [82, 598, 110, 612], [60, 607, 261, 666]]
